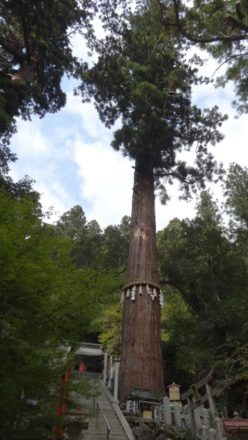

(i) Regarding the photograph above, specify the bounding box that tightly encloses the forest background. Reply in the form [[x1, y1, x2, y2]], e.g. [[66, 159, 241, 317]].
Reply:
[[1, 0, 248, 438]]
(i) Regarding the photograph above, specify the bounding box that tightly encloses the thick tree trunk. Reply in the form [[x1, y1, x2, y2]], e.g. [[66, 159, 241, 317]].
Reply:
[[119, 155, 164, 401]]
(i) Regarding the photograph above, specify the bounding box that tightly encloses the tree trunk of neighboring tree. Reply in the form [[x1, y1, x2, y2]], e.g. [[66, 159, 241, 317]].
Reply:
[[119, 154, 165, 402]]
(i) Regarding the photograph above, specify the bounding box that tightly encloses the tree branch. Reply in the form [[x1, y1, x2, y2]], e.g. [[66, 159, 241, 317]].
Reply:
[[161, 0, 248, 44], [159, 168, 203, 186], [211, 52, 248, 78], [0, 37, 25, 63]]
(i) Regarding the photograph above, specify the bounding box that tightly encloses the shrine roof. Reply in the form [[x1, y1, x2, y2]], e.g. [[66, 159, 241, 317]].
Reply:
[[129, 387, 161, 401]]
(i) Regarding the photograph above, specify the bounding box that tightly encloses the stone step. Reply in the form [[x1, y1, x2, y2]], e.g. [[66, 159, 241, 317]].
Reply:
[[84, 433, 127, 439], [85, 408, 127, 439], [72, 374, 133, 440]]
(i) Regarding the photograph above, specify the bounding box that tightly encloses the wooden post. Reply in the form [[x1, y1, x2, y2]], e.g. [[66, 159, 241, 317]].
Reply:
[[103, 351, 108, 385], [114, 358, 120, 402], [107, 355, 113, 389], [206, 384, 216, 418]]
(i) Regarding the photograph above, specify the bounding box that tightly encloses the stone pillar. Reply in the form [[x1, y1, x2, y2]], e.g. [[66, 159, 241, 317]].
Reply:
[[163, 396, 172, 424], [206, 384, 216, 418], [174, 404, 182, 427]]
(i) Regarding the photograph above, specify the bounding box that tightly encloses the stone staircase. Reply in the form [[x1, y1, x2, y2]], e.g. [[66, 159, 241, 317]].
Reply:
[[72, 372, 134, 440], [84, 392, 127, 439]]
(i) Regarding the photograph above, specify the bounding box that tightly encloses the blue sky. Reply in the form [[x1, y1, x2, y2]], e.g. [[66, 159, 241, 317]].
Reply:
[[9, 39, 248, 231]]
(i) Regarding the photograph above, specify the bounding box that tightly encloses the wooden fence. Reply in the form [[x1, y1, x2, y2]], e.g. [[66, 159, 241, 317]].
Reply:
[[163, 396, 227, 440], [102, 349, 229, 439]]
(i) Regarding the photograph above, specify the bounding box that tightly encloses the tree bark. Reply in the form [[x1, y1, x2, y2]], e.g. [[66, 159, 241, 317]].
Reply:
[[119, 155, 165, 401]]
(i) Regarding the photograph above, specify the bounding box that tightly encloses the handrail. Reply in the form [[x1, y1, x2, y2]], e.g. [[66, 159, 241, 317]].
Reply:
[[96, 400, 111, 440], [103, 385, 135, 440]]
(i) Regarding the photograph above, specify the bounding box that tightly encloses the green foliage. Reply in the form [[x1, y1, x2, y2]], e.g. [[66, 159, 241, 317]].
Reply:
[[161, 288, 194, 344], [158, 184, 248, 412], [0, 0, 96, 141], [55, 208, 129, 356], [158, 191, 246, 313], [225, 163, 248, 227], [2, 153, 248, 424], [56, 207, 130, 272], [67, 375, 101, 401], [0, 177, 125, 438], [80, 0, 226, 201], [0, 188, 64, 436], [164, 425, 197, 440], [162, 1, 248, 113], [101, 216, 130, 270], [0, 0, 133, 143], [93, 304, 122, 355], [56, 205, 102, 268], [56, 205, 87, 240]]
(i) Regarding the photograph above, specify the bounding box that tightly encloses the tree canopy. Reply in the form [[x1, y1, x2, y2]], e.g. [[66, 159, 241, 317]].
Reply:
[[158, 0, 248, 113], [0, 155, 126, 438], [80, 0, 227, 201], [157, 182, 248, 415], [0, 0, 97, 143]]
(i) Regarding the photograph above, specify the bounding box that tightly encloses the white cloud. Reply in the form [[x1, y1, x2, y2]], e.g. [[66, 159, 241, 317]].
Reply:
[[70, 17, 105, 63], [10, 153, 76, 222], [65, 92, 113, 142], [193, 79, 248, 169], [70, 33, 89, 60], [155, 180, 199, 230], [213, 114, 248, 168], [12, 119, 52, 157], [37, 180, 76, 221], [9, 116, 79, 222], [73, 137, 134, 227]]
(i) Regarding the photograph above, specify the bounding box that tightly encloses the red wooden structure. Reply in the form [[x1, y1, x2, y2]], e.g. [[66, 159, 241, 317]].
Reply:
[[223, 418, 248, 440], [52, 367, 71, 440]]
